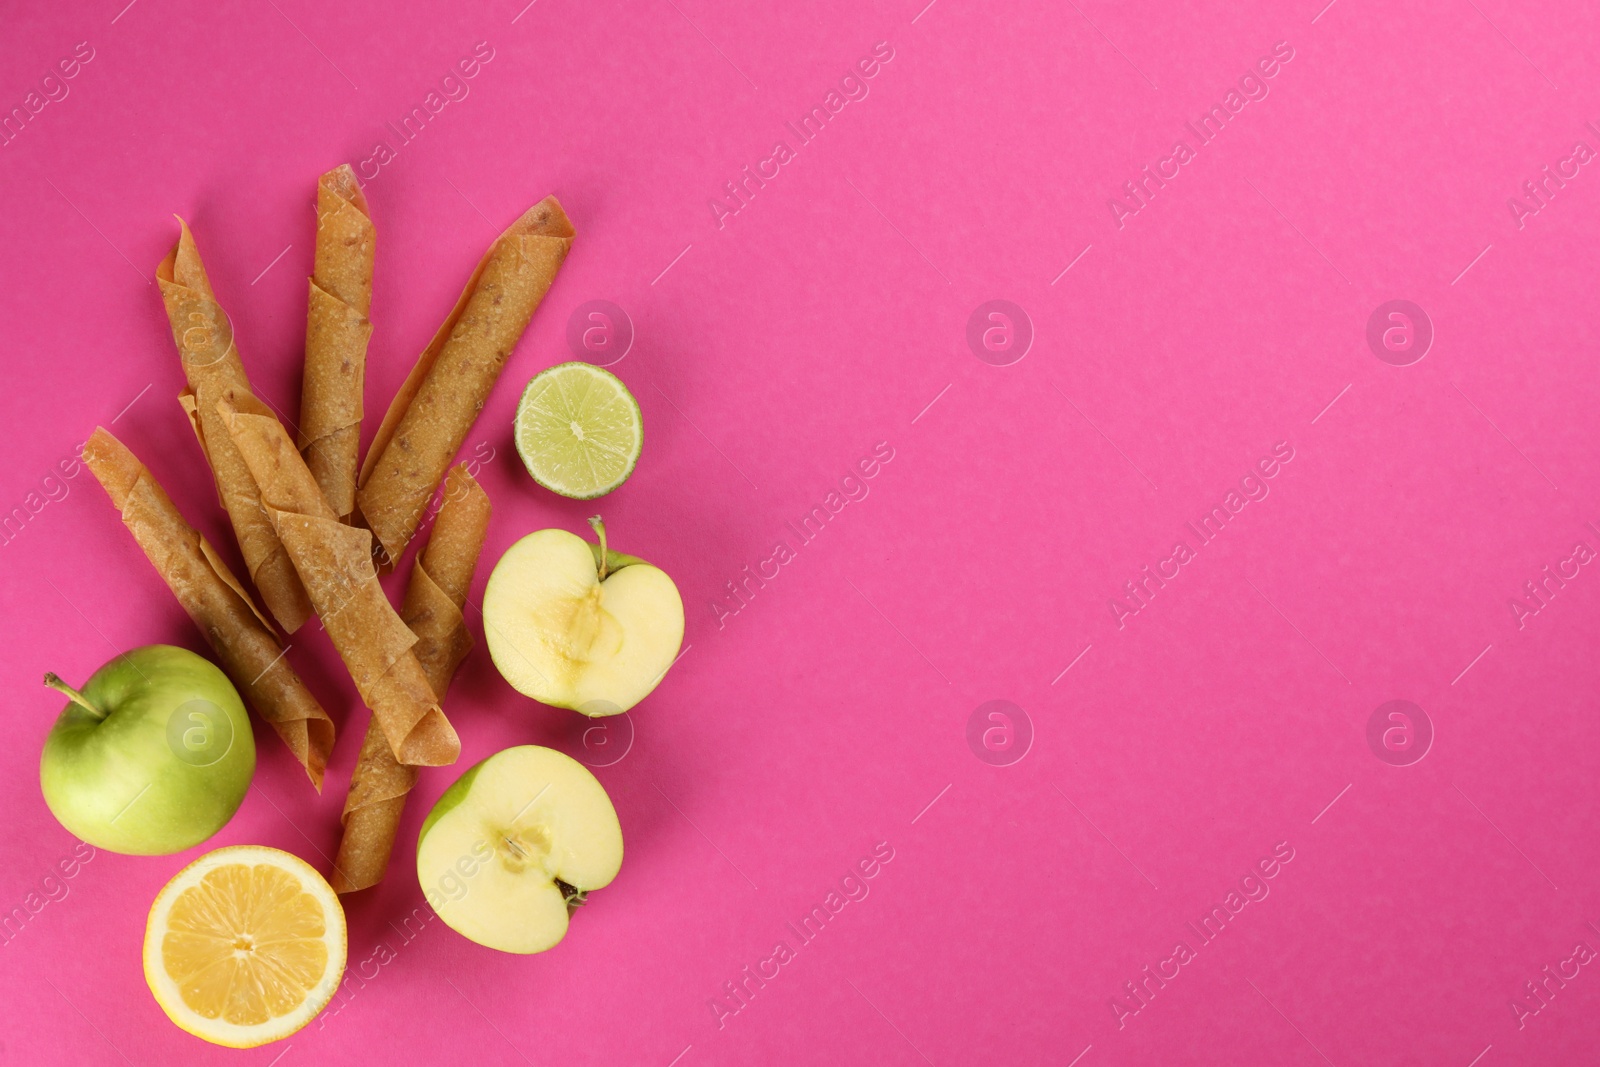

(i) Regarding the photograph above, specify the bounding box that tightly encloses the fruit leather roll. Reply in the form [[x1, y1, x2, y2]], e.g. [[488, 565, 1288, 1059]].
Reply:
[[299, 165, 374, 522], [159, 218, 313, 633], [217, 393, 460, 767], [81, 428, 335, 789], [333, 464, 490, 893], [356, 195, 573, 568]]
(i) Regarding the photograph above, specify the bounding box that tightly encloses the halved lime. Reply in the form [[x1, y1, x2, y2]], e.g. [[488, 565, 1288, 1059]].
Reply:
[[514, 362, 643, 499]]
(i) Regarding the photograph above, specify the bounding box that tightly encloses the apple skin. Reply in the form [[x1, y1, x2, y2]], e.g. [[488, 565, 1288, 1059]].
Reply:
[[40, 645, 255, 855], [417, 760, 484, 843]]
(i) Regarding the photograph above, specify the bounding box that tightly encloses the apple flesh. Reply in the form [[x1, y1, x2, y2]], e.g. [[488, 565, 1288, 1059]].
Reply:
[[40, 645, 255, 855], [483, 518, 683, 716], [417, 745, 623, 954]]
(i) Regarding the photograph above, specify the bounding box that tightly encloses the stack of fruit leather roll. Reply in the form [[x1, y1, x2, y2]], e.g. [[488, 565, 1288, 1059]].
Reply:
[[334, 464, 490, 893], [217, 392, 460, 767], [357, 195, 573, 568], [81, 427, 334, 789], [159, 218, 313, 632]]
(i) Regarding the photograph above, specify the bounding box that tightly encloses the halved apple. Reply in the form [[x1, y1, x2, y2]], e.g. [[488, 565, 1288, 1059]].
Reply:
[[483, 518, 683, 716], [417, 745, 623, 954]]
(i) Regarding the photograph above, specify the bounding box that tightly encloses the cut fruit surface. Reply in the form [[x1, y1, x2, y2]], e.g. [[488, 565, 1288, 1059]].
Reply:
[[514, 362, 642, 499], [418, 745, 623, 954], [483, 526, 684, 715], [143, 845, 346, 1048]]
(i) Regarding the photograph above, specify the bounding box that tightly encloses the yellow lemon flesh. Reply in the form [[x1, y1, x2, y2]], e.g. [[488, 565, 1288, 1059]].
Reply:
[[143, 845, 346, 1048]]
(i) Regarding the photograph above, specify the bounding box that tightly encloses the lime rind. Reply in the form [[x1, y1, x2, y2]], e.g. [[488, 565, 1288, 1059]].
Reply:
[[514, 362, 643, 500]]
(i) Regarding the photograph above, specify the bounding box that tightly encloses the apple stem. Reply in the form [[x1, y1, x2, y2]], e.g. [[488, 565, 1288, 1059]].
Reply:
[[43, 673, 106, 721], [588, 515, 609, 580]]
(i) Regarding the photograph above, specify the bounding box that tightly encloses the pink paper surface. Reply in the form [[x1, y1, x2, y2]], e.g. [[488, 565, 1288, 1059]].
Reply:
[[3, 1, 1599, 1063]]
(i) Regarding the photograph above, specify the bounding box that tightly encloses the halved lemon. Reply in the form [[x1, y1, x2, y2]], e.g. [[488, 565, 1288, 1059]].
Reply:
[[143, 845, 347, 1048]]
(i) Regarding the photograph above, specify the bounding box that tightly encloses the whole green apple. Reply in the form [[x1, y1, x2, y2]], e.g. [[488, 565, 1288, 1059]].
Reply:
[[40, 645, 255, 855]]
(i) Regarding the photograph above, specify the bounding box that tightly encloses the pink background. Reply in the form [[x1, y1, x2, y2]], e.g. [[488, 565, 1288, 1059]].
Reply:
[[4, 0, 1600, 1063]]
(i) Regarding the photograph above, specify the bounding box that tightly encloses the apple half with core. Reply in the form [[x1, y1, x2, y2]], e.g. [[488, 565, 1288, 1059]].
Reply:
[[417, 745, 623, 954], [484, 518, 683, 716], [40, 645, 255, 855]]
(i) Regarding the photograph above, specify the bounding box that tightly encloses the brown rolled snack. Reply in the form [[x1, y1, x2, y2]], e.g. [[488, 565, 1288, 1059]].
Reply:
[[299, 165, 374, 521], [356, 195, 574, 568], [81, 427, 334, 790], [160, 218, 314, 633], [333, 465, 490, 893], [401, 465, 491, 685], [217, 392, 461, 767]]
